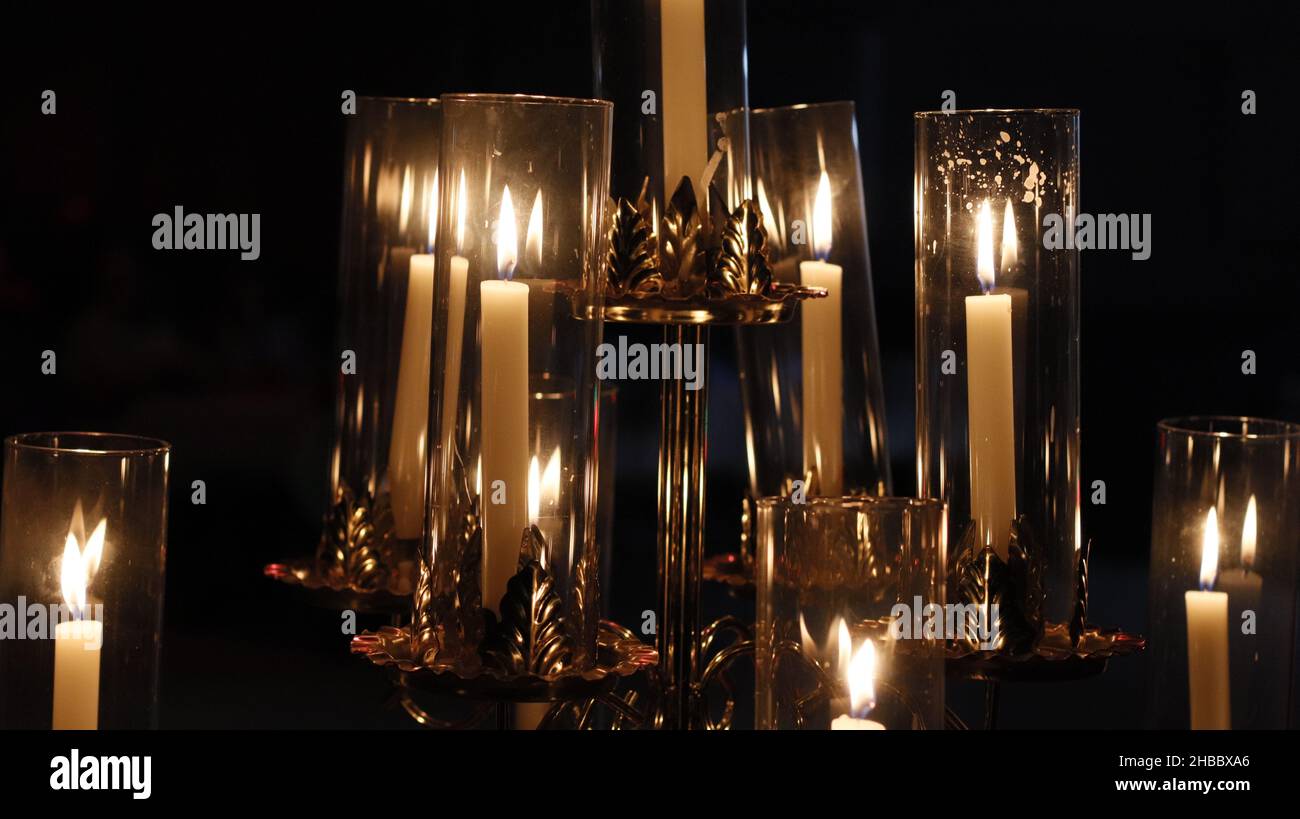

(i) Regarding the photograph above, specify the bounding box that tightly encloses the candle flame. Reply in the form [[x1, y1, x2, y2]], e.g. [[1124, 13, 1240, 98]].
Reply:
[[976, 199, 995, 292], [812, 170, 833, 261], [60, 512, 106, 617], [1241, 495, 1257, 568], [526, 189, 544, 271], [528, 455, 541, 523], [1200, 507, 1220, 591], [497, 185, 517, 280], [847, 637, 877, 718], [835, 617, 852, 680], [528, 447, 563, 523], [799, 613, 816, 659], [1000, 198, 1018, 274], [756, 178, 778, 247], [398, 165, 414, 234], [455, 169, 468, 253], [543, 446, 561, 507]]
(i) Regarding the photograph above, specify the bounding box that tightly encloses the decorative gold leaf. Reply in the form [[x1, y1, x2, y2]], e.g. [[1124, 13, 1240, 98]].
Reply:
[[605, 197, 660, 297], [413, 449, 483, 669], [712, 199, 774, 296], [659, 175, 705, 297], [951, 516, 1044, 654], [1070, 536, 1091, 647], [481, 525, 575, 676], [315, 485, 395, 592], [566, 538, 599, 669]]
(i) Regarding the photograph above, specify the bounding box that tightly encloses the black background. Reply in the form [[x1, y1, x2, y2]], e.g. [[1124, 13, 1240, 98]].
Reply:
[[0, 2, 1296, 729]]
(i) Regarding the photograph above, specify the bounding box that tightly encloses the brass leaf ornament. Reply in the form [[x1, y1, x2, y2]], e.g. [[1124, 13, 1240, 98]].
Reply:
[[658, 176, 705, 297], [606, 197, 660, 297], [481, 525, 575, 677], [713, 200, 774, 296]]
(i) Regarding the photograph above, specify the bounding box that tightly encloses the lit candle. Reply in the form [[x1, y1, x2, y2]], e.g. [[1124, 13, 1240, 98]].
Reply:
[[389, 250, 436, 540], [965, 199, 1017, 557], [1185, 507, 1231, 729], [799, 171, 844, 495], [659, 0, 708, 202], [994, 200, 1028, 464], [480, 185, 530, 615], [52, 514, 106, 730], [831, 623, 885, 731]]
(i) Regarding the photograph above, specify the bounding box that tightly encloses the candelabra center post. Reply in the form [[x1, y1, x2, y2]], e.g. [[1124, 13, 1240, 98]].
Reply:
[[657, 324, 710, 729]]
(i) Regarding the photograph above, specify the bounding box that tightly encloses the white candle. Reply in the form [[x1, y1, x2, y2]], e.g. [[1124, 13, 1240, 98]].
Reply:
[[965, 199, 1017, 557], [830, 713, 885, 731], [52, 516, 105, 730], [799, 171, 844, 495], [388, 253, 436, 540], [1186, 507, 1231, 729], [660, 0, 708, 202], [480, 186, 530, 615], [832, 628, 885, 731], [53, 620, 102, 730]]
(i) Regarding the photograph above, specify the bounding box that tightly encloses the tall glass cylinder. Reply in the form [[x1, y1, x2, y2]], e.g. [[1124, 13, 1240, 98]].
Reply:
[[754, 497, 946, 730], [417, 94, 613, 676], [318, 96, 441, 593], [739, 101, 891, 505], [592, 0, 750, 238], [915, 109, 1080, 641], [0, 432, 170, 729], [1147, 416, 1300, 729]]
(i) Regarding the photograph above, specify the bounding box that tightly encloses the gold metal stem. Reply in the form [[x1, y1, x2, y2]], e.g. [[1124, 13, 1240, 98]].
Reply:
[[656, 324, 709, 729]]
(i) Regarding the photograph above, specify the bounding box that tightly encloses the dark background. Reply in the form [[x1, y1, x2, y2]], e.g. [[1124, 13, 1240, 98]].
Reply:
[[0, 3, 1296, 729]]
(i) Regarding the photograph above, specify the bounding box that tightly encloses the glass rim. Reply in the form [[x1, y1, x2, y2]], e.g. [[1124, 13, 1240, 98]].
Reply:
[[751, 100, 855, 116], [754, 495, 946, 513], [1156, 415, 1300, 441], [914, 107, 1080, 118], [441, 92, 613, 111], [359, 95, 440, 106], [5, 431, 172, 457]]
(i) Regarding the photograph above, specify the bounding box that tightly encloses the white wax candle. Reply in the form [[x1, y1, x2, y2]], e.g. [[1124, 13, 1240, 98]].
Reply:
[[1185, 590, 1230, 729], [388, 254, 436, 540], [965, 201, 1017, 557], [831, 714, 885, 731], [480, 279, 530, 615], [52, 619, 102, 730], [660, 0, 708, 202], [1186, 507, 1230, 729], [799, 260, 844, 495]]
